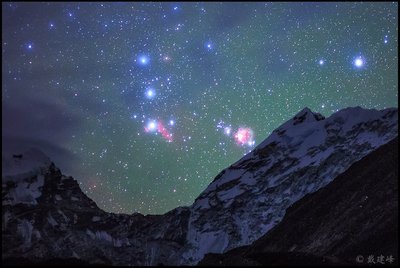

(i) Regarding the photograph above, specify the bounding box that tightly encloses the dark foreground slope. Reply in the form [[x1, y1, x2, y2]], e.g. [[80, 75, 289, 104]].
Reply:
[[199, 137, 398, 266]]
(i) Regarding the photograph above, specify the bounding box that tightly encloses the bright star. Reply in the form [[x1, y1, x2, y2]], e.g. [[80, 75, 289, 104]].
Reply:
[[145, 88, 155, 99], [169, 120, 175, 126], [145, 120, 158, 132], [149, 122, 156, 130], [247, 140, 255, 147], [137, 55, 150, 66], [384, 36, 388, 44], [163, 55, 171, 62], [318, 59, 324, 65], [355, 58, 363, 67], [27, 44, 32, 49], [353, 56, 365, 68]]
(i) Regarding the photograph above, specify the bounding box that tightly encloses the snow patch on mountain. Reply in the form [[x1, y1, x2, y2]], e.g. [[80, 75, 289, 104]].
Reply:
[[3, 174, 44, 206], [47, 213, 58, 227], [2, 148, 52, 206], [17, 219, 34, 247]]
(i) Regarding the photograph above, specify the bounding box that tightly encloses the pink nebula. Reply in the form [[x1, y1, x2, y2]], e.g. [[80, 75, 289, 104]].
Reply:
[[157, 121, 173, 142], [234, 127, 253, 145], [144, 120, 173, 142]]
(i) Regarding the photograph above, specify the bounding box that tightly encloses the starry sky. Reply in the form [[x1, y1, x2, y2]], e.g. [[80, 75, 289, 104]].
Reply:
[[2, 2, 398, 214]]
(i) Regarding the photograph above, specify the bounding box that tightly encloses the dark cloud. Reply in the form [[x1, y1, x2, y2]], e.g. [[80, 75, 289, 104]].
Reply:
[[2, 91, 82, 174]]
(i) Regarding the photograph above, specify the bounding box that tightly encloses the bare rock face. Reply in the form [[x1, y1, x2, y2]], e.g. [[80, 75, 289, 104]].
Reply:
[[2, 149, 190, 265], [2, 107, 398, 265]]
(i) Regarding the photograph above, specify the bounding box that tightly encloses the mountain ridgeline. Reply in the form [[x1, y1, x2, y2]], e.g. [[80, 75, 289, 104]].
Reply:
[[2, 106, 398, 265]]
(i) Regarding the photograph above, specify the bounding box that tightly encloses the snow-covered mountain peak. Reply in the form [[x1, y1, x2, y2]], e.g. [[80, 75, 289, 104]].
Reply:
[[186, 106, 397, 264], [2, 148, 51, 180], [276, 107, 325, 132], [292, 107, 325, 125]]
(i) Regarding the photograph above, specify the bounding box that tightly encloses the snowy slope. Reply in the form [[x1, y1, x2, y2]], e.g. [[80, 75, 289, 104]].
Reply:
[[2, 148, 51, 206], [2, 106, 398, 265], [198, 137, 398, 266], [182, 106, 398, 264]]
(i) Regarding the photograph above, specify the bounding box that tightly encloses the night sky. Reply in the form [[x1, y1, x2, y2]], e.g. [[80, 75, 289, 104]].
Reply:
[[2, 2, 398, 214]]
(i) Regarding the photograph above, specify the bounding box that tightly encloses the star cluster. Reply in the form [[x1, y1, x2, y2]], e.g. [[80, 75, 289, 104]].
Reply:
[[2, 2, 398, 214]]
